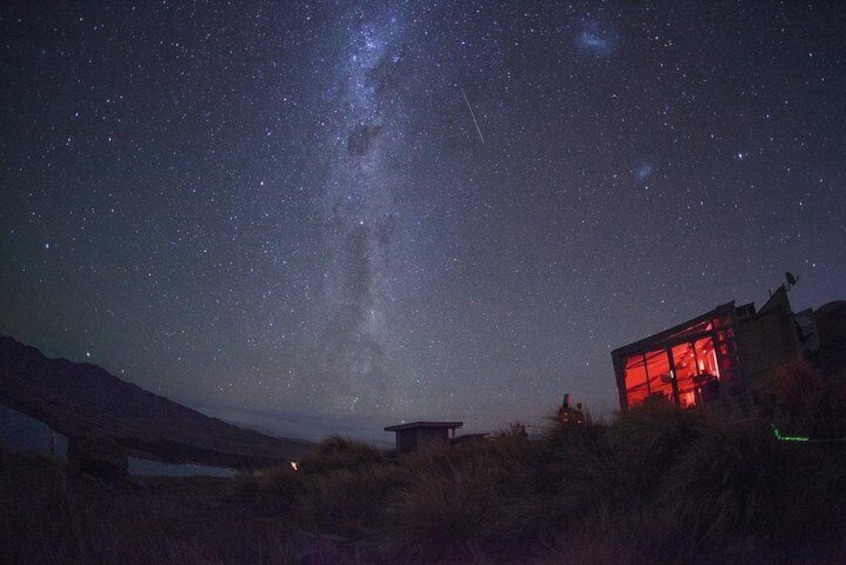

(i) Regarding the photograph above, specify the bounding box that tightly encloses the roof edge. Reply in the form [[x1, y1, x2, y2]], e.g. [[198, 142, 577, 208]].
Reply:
[[384, 421, 464, 432]]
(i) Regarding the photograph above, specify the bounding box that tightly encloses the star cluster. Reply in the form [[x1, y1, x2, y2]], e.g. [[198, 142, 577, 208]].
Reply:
[[1, 2, 844, 439]]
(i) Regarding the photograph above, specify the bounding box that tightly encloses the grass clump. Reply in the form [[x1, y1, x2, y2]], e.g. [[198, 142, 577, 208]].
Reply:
[[769, 359, 846, 440], [6, 359, 846, 563], [661, 421, 787, 542], [384, 448, 506, 561], [611, 400, 705, 501], [299, 434, 388, 475], [296, 464, 405, 537]]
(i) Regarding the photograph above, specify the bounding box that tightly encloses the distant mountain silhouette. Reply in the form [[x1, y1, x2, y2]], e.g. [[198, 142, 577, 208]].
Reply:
[[0, 336, 314, 472]]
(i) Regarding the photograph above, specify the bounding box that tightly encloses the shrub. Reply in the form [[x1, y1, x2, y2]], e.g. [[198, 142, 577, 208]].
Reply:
[[296, 464, 405, 537], [532, 410, 632, 527], [229, 469, 261, 502], [661, 421, 786, 544], [258, 464, 307, 504], [783, 440, 846, 539], [770, 359, 846, 440], [541, 408, 606, 454], [611, 401, 704, 500], [383, 445, 510, 561], [298, 435, 386, 475], [552, 430, 630, 533]]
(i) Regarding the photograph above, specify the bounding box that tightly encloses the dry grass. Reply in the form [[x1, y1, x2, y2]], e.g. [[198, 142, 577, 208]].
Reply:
[[383, 447, 508, 561], [4, 361, 846, 564], [770, 359, 846, 439], [661, 421, 786, 542], [0, 445, 305, 564]]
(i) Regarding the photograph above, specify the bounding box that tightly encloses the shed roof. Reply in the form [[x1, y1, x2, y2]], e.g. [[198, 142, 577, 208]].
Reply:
[[384, 421, 463, 432]]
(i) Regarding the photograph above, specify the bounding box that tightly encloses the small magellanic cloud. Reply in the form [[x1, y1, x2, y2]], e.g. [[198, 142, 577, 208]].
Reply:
[[635, 163, 654, 180]]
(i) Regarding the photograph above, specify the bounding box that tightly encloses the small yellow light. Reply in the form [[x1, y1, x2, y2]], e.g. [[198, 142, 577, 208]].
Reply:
[[290, 461, 299, 472]]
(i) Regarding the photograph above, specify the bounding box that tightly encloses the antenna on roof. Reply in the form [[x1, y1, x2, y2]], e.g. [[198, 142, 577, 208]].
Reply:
[[785, 271, 799, 291]]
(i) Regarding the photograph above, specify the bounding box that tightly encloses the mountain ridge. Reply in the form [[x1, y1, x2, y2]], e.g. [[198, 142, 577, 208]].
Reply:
[[0, 336, 314, 470]]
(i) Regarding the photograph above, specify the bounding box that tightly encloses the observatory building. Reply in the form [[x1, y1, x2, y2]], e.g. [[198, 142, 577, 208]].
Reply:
[[611, 286, 823, 412]]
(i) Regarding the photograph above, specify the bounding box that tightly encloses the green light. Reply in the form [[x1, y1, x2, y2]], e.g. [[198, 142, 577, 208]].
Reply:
[[771, 425, 809, 442]]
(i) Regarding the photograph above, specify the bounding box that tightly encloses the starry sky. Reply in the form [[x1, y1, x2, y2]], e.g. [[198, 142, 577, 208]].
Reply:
[[2, 1, 844, 441]]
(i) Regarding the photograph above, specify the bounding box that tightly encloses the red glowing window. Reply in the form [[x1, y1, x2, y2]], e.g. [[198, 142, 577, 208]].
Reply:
[[618, 311, 737, 410]]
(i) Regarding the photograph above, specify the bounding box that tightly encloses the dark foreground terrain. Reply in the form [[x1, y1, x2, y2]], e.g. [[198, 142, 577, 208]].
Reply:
[[3, 370, 846, 565]]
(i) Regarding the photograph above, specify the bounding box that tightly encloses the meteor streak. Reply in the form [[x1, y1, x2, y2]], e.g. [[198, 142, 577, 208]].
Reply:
[[461, 87, 485, 144]]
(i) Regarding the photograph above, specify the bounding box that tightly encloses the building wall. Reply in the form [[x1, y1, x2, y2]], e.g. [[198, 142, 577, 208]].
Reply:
[[395, 430, 417, 453], [416, 427, 449, 451], [735, 290, 800, 395], [394, 427, 451, 453], [815, 301, 846, 370]]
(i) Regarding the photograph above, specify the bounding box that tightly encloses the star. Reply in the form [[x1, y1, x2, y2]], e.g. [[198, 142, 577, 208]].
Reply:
[[0, 1, 842, 440]]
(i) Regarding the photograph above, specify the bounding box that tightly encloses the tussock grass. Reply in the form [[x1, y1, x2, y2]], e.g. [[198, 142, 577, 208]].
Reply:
[[661, 421, 786, 542], [1, 448, 230, 564], [384, 448, 506, 561], [0, 448, 81, 563], [770, 359, 846, 439], [5, 360, 846, 563], [302, 434, 388, 474], [297, 464, 405, 536]]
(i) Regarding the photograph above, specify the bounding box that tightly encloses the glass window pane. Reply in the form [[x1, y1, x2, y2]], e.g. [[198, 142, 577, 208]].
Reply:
[[645, 349, 674, 404], [624, 355, 649, 407]]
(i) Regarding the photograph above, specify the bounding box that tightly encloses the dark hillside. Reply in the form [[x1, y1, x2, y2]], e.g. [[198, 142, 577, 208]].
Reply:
[[0, 336, 314, 469]]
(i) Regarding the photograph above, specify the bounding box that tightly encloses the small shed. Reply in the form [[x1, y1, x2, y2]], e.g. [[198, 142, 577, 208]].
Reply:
[[384, 421, 463, 453]]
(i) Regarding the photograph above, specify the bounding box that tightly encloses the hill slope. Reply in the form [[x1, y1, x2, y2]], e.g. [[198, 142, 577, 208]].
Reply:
[[0, 336, 314, 468]]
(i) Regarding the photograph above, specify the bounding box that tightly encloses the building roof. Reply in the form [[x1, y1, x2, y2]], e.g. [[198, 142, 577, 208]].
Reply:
[[611, 301, 736, 358], [384, 421, 464, 432]]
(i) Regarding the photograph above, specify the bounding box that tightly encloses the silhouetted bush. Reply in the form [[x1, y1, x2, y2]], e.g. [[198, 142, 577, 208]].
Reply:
[[382, 445, 509, 562], [293, 465, 402, 537], [7, 356, 846, 564], [298, 434, 388, 475], [611, 400, 705, 501], [770, 359, 846, 440], [661, 421, 787, 543]]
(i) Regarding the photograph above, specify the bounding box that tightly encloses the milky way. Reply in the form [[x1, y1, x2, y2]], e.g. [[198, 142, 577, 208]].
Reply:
[[320, 11, 405, 413], [1, 2, 844, 440]]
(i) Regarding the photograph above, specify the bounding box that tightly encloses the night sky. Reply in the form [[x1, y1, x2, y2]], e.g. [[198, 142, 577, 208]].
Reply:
[[2, 2, 844, 441]]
